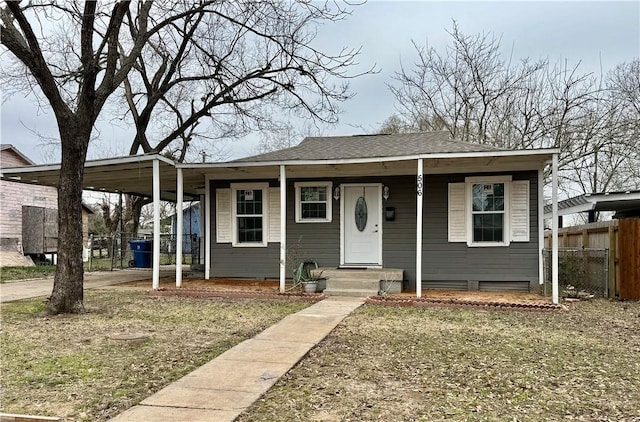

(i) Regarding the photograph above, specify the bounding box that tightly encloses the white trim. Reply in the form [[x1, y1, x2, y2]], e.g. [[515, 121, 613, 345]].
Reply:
[[538, 168, 544, 285], [231, 182, 269, 247], [465, 175, 512, 247], [416, 159, 423, 299], [340, 183, 383, 267], [176, 148, 560, 170], [204, 178, 211, 279], [279, 166, 286, 293], [294, 181, 333, 223], [176, 167, 183, 288]]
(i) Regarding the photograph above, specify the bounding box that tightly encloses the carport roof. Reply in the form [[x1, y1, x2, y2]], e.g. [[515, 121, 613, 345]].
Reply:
[[0, 154, 204, 201], [543, 190, 640, 219]]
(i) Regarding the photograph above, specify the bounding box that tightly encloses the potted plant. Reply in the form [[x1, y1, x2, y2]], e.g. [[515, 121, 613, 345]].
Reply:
[[302, 269, 325, 293], [293, 260, 325, 293]]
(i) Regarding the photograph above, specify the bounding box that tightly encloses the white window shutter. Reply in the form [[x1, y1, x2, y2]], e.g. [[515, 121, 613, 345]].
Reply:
[[216, 189, 232, 243], [510, 180, 530, 242], [448, 183, 466, 242], [269, 187, 281, 242]]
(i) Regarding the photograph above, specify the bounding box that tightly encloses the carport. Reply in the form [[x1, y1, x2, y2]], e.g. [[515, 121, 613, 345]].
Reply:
[[0, 154, 207, 289]]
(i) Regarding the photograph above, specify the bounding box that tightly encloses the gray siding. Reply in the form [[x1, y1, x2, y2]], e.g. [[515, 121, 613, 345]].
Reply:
[[420, 172, 539, 291], [209, 171, 540, 290]]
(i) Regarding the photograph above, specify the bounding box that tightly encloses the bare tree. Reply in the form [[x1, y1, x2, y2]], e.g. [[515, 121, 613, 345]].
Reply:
[[108, 1, 372, 237], [1, 1, 368, 314], [386, 23, 639, 203]]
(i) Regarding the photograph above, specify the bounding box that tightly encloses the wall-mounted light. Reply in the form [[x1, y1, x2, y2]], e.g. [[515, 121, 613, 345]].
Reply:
[[333, 186, 341, 200], [383, 185, 390, 200]]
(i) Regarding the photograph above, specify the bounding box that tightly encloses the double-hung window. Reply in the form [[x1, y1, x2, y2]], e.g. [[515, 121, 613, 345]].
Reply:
[[471, 182, 505, 243], [449, 175, 525, 247], [295, 181, 332, 223], [231, 183, 268, 247]]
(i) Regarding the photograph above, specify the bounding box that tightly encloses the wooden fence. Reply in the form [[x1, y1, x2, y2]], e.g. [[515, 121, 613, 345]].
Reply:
[[545, 218, 640, 300]]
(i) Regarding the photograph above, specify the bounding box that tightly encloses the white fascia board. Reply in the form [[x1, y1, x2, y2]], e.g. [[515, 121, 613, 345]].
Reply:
[[543, 201, 595, 219], [589, 191, 640, 203], [178, 148, 560, 170], [1, 154, 175, 175]]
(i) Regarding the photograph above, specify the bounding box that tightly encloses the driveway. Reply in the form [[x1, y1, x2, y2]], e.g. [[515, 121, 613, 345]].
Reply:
[[0, 269, 176, 303]]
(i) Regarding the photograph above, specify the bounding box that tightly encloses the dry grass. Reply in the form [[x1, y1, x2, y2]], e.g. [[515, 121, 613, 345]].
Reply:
[[0, 290, 309, 421], [239, 299, 640, 422]]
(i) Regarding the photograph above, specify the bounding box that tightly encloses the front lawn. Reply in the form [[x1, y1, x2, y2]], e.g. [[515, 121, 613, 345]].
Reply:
[[0, 290, 309, 421], [0, 265, 57, 282], [239, 300, 640, 421]]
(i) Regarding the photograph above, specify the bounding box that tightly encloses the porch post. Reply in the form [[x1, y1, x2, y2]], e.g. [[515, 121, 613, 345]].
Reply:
[[204, 177, 211, 280], [176, 167, 183, 288], [538, 168, 544, 286], [279, 165, 286, 293], [551, 153, 559, 304], [152, 159, 161, 290], [416, 158, 424, 298]]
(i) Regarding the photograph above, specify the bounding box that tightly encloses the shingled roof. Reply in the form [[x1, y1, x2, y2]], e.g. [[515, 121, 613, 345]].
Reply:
[[234, 131, 503, 163]]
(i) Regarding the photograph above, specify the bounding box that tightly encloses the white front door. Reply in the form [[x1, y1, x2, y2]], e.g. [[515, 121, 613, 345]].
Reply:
[[342, 184, 382, 266]]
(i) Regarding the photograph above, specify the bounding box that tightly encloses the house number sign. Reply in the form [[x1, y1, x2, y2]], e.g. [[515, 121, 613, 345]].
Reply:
[[355, 196, 368, 232], [416, 175, 424, 196]]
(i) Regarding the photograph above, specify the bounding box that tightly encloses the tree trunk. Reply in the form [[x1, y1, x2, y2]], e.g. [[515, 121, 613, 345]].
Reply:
[[45, 120, 91, 315]]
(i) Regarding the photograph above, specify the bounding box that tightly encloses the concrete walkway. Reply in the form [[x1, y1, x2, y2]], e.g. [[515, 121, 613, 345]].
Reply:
[[111, 297, 364, 422], [0, 269, 174, 303]]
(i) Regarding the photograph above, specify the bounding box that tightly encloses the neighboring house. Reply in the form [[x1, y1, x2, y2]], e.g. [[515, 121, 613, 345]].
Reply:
[[0, 131, 560, 299], [0, 144, 92, 266], [170, 202, 201, 254]]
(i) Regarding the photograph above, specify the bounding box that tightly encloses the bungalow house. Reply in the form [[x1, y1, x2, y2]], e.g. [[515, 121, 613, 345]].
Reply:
[[0, 132, 562, 302]]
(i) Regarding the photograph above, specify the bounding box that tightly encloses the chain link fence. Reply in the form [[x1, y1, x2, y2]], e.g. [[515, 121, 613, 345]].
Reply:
[[85, 233, 201, 271], [543, 248, 609, 298]]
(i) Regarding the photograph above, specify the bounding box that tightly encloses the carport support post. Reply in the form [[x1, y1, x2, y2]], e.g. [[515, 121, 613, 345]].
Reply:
[[416, 158, 423, 298], [551, 153, 559, 304], [176, 167, 183, 288], [152, 159, 161, 290], [204, 178, 211, 280], [279, 165, 286, 293]]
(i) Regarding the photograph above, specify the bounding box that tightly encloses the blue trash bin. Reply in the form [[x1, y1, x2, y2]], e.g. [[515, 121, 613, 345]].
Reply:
[[129, 239, 152, 268]]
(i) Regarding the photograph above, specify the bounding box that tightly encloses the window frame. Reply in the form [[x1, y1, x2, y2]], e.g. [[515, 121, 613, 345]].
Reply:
[[465, 176, 511, 247], [294, 181, 333, 223], [231, 182, 269, 247]]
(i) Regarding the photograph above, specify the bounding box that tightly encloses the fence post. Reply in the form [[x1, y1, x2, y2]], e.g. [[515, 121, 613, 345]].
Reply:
[[89, 234, 93, 271], [608, 224, 616, 298]]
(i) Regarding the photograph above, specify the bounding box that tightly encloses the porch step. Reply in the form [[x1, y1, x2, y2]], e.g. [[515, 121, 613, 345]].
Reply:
[[322, 288, 382, 297], [313, 267, 404, 297]]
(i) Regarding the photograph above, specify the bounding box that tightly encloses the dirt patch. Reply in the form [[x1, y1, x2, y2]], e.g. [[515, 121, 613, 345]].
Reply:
[[115, 277, 282, 291]]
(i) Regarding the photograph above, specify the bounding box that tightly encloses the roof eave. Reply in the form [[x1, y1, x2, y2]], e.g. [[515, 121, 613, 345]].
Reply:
[[177, 148, 560, 169]]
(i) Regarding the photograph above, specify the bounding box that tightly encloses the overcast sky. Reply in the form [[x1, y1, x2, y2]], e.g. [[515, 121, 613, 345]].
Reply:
[[1, 0, 638, 164]]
